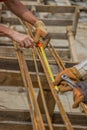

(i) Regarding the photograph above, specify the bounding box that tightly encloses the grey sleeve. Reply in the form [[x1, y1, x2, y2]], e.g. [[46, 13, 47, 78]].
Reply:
[[74, 60, 87, 81]]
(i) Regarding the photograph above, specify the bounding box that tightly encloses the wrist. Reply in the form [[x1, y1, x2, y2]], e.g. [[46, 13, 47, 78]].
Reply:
[[0, 25, 14, 38], [74, 60, 87, 80], [70, 67, 81, 80], [34, 20, 45, 28]]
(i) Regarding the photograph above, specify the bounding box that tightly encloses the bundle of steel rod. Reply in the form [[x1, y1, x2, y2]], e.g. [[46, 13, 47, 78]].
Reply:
[[24, 19, 87, 115], [13, 18, 87, 130], [13, 19, 73, 130], [13, 41, 46, 130]]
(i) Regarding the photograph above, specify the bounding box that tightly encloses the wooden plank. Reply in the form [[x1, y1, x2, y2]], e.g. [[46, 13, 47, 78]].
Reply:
[[55, 0, 71, 5], [0, 58, 77, 77], [52, 112, 87, 125], [42, 19, 73, 26], [0, 110, 86, 130], [67, 26, 78, 62], [0, 46, 70, 58], [72, 7, 80, 34], [0, 57, 78, 71], [0, 32, 67, 39], [50, 33, 67, 39], [0, 58, 43, 72], [0, 109, 86, 130], [0, 110, 86, 126], [1, 16, 73, 26], [0, 122, 86, 130], [0, 60, 78, 87], [2, 5, 76, 13], [0, 69, 49, 88]]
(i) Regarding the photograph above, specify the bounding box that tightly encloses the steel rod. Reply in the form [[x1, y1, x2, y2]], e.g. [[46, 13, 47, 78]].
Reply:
[[36, 47, 74, 130], [32, 48, 54, 130], [12, 41, 46, 130]]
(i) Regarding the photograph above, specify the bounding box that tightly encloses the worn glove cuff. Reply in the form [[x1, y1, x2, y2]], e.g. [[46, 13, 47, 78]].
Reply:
[[74, 60, 87, 81], [70, 67, 81, 80], [34, 20, 45, 28]]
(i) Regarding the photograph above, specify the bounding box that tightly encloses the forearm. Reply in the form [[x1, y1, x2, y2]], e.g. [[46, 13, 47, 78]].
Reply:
[[0, 24, 16, 38], [4, 0, 38, 25]]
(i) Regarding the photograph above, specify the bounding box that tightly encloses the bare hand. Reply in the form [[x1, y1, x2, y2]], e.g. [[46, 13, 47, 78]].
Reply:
[[10, 31, 34, 48]]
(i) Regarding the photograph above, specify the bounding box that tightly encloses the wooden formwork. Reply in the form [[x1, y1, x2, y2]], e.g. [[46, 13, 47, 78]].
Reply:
[[0, 2, 87, 130], [0, 2, 80, 61]]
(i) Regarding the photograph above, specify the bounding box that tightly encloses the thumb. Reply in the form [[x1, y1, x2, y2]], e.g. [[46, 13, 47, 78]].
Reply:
[[53, 73, 62, 86]]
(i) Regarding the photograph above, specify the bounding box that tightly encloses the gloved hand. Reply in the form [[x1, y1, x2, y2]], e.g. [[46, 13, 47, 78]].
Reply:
[[57, 81, 73, 92], [34, 20, 47, 36], [53, 67, 81, 92], [34, 20, 47, 42], [73, 81, 87, 108]]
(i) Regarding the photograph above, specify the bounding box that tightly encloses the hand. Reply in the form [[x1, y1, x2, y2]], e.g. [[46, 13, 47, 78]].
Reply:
[[10, 31, 34, 48], [34, 20, 47, 42], [54, 67, 81, 86], [57, 81, 72, 92], [53, 67, 81, 92]]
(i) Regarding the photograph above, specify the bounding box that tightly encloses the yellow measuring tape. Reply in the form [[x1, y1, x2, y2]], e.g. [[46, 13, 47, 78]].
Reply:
[[38, 43, 59, 91]]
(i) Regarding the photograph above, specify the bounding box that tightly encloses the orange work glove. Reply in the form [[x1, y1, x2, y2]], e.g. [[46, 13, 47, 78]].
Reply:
[[53, 67, 81, 92], [34, 20, 47, 42], [58, 81, 73, 92], [34, 20, 47, 36]]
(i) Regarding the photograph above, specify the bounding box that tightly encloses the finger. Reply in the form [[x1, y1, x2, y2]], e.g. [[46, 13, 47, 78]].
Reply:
[[58, 84, 72, 92], [19, 42, 24, 47], [28, 39, 34, 47], [54, 73, 63, 85], [24, 38, 34, 48], [60, 80, 76, 85], [28, 36, 34, 43], [23, 40, 31, 48], [61, 81, 68, 85], [27, 39, 34, 48]]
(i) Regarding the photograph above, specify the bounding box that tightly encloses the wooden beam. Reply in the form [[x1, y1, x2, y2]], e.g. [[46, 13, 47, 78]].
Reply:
[[0, 58, 44, 72], [0, 70, 50, 88], [0, 32, 67, 39], [0, 110, 86, 130], [0, 59, 78, 87], [67, 26, 78, 62], [72, 7, 80, 34], [1, 16, 73, 26], [0, 57, 78, 73], [0, 46, 70, 58], [0, 122, 86, 130], [0, 110, 86, 126], [2, 5, 76, 13]]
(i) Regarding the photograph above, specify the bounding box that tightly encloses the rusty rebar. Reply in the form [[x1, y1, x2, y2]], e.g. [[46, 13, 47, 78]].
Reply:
[[32, 47, 54, 130]]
